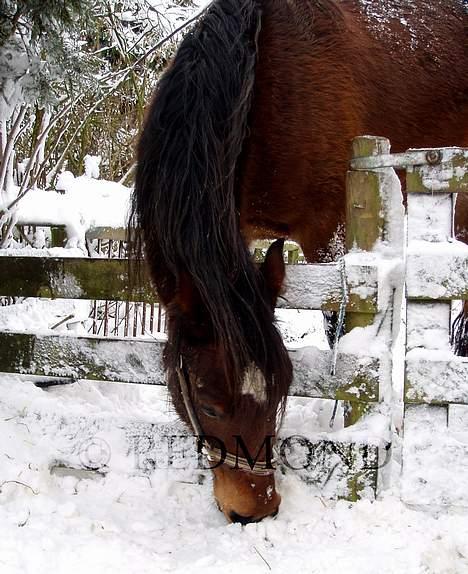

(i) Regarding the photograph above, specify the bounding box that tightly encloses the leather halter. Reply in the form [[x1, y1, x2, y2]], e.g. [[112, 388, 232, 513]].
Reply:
[[176, 356, 276, 476]]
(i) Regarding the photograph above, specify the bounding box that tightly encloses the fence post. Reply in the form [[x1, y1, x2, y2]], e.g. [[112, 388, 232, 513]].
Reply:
[[346, 136, 389, 330], [344, 136, 392, 428]]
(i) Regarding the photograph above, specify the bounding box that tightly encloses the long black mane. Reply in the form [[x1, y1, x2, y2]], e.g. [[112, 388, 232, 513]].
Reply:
[[129, 0, 292, 409]]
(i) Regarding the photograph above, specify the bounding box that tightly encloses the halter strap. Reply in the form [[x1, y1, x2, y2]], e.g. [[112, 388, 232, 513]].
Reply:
[[176, 356, 276, 477]]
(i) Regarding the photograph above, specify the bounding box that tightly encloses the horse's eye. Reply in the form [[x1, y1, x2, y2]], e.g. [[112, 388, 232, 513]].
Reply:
[[200, 405, 220, 419]]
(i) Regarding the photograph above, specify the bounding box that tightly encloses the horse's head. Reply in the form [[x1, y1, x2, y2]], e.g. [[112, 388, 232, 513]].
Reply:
[[165, 240, 293, 523]]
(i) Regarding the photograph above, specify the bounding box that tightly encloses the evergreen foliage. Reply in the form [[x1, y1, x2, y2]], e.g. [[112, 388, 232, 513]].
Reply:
[[0, 0, 199, 199]]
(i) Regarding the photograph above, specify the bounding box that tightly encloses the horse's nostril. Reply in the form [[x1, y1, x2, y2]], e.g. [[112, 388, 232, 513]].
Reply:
[[229, 511, 256, 525]]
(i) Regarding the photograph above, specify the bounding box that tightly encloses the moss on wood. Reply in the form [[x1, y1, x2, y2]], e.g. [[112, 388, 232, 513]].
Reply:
[[0, 257, 157, 303]]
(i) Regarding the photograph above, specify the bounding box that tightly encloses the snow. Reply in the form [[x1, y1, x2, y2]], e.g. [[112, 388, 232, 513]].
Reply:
[[407, 240, 468, 299], [402, 406, 468, 509], [84, 155, 101, 179], [407, 302, 451, 351], [275, 309, 328, 349], [1, 166, 131, 250], [1, 376, 468, 574], [0, 298, 89, 335], [337, 322, 387, 359]]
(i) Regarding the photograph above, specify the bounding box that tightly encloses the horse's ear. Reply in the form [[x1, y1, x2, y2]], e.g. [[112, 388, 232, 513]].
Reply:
[[260, 239, 286, 308], [172, 271, 212, 342]]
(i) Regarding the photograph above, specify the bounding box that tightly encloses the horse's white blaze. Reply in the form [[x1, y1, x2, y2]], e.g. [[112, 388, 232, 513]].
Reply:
[[241, 364, 267, 404]]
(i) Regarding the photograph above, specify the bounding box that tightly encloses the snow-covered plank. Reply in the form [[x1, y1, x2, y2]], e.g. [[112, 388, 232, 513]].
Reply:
[[402, 404, 468, 508], [281, 261, 378, 313], [0, 332, 165, 385], [24, 409, 380, 500], [405, 349, 468, 404], [290, 346, 379, 401], [406, 301, 451, 351], [407, 193, 453, 242], [0, 332, 380, 401], [406, 240, 468, 300], [0, 256, 379, 313]]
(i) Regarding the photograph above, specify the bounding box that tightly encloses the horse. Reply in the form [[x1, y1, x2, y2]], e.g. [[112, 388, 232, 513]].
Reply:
[[130, 0, 468, 523]]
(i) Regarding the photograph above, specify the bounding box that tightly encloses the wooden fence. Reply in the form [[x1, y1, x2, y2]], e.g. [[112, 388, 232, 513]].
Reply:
[[351, 142, 468, 508], [1, 136, 467, 503]]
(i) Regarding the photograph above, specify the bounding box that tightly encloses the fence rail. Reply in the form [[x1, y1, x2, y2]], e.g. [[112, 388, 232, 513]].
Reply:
[[0, 331, 380, 402], [0, 255, 379, 313]]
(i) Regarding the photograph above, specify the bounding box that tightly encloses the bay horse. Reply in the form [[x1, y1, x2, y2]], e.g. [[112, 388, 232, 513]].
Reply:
[[130, 0, 468, 523]]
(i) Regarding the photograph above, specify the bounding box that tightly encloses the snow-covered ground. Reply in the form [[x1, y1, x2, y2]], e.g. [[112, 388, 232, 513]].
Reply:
[[1, 375, 468, 574]]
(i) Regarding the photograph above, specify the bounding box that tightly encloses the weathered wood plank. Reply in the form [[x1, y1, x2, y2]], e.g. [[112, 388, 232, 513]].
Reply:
[[406, 301, 451, 351], [0, 256, 379, 313], [0, 257, 156, 303], [406, 240, 468, 300], [346, 155, 386, 253], [0, 332, 165, 385], [344, 137, 394, 428], [405, 349, 468, 405], [350, 146, 468, 172], [0, 332, 380, 401]]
